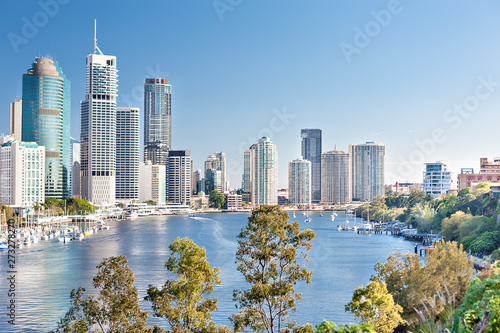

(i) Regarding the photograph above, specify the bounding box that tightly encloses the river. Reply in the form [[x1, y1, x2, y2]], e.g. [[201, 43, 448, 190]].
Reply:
[[0, 212, 416, 332]]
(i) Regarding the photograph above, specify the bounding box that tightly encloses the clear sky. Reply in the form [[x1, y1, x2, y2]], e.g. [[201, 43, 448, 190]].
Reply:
[[1, 0, 500, 189]]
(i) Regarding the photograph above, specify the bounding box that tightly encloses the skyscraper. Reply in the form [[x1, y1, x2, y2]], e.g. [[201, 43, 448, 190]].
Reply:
[[349, 142, 385, 202], [166, 150, 191, 205], [10, 98, 22, 142], [301, 129, 322, 203], [321, 149, 350, 204], [288, 158, 311, 205], [248, 137, 278, 206], [204, 152, 226, 191], [116, 107, 140, 201], [80, 28, 118, 204], [144, 78, 171, 165], [22, 57, 71, 199]]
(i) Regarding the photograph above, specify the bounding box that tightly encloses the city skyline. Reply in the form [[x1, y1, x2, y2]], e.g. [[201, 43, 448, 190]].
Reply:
[[2, 1, 500, 189]]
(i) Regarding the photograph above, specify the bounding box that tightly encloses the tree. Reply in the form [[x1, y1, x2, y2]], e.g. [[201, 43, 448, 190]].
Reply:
[[51, 255, 150, 333], [209, 190, 225, 209], [144, 200, 157, 206], [345, 280, 404, 333], [372, 241, 473, 326], [440, 211, 469, 242], [410, 202, 436, 232], [473, 181, 491, 197], [452, 273, 500, 333], [145, 237, 229, 333], [66, 197, 95, 215], [313, 321, 376, 333], [231, 205, 315, 333]]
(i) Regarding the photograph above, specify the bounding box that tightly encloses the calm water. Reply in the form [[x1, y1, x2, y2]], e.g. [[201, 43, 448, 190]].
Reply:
[[0, 212, 416, 332]]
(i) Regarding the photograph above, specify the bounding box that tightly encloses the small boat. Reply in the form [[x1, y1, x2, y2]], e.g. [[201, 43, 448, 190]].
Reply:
[[124, 211, 138, 220], [305, 218, 312, 223], [23, 238, 31, 245], [189, 214, 196, 218], [74, 233, 84, 241], [40, 235, 49, 240], [337, 225, 342, 231], [0, 243, 8, 250], [30, 236, 38, 243], [330, 214, 335, 221]]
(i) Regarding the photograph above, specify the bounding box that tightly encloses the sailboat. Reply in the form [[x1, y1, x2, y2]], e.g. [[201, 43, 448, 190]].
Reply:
[[304, 209, 311, 223], [293, 210, 296, 218], [319, 207, 323, 217], [330, 212, 335, 221]]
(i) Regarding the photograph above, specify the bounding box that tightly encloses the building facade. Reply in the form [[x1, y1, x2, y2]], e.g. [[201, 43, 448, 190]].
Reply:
[[423, 161, 456, 198], [301, 129, 322, 203], [349, 142, 385, 202], [457, 158, 500, 192], [80, 45, 118, 205], [205, 152, 226, 191], [288, 158, 311, 205], [144, 78, 171, 165], [321, 150, 350, 204], [385, 182, 422, 194], [248, 137, 278, 206], [10, 98, 22, 142], [166, 150, 191, 205], [0, 136, 45, 206], [116, 107, 140, 201], [22, 57, 71, 199]]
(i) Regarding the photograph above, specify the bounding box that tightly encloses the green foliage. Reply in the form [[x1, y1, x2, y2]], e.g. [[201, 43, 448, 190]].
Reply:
[[1, 204, 15, 220], [410, 202, 436, 232], [145, 237, 230, 333], [209, 190, 226, 209], [313, 321, 377, 333], [231, 205, 315, 333], [45, 198, 65, 215], [143, 200, 157, 206], [66, 198, 95, 215], [345, 281, 404, 333], [473, 182, 491, 197], [51, 255, 150, 332], [372, 241, 473, 326], [452, 273, 500, 333], [469, 231, 500, 256], [440, 211, 470, 242]]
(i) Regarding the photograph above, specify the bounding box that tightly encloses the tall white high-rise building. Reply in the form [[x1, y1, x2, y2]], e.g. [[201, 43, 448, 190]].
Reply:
[[116, 107, 140, 201], [423, 161, 456, 198], [321, 150, 350, 204], [139, 161, 166, 204], [166, 150, 191, 205], [204, 152, 226, 191], [247, 137, 278, 206], [348, 142, 385, 202], [80, 26, 118, 205], [0, 136, 45, 206], [288, 158, 311, 206], [10, 98, 22, 142]]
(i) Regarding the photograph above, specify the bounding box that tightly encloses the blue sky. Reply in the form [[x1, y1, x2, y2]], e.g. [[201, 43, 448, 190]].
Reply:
[[1, 0, 500, 189]]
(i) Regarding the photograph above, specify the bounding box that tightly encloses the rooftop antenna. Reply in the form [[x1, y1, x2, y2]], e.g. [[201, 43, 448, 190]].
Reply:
[[93, 19, 103, 55]]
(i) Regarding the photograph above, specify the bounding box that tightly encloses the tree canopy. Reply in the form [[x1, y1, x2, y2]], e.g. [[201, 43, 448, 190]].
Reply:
[[145, 237, 229, 333], [231, 205, 315, 333], [50, 255, 150, 333], [209, 190, 226, 209]]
